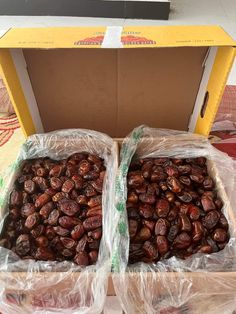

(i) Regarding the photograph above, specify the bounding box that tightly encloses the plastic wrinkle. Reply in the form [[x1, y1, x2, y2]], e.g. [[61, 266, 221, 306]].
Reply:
[[113, 125, 236, 314], [0, 129, 118, 314]]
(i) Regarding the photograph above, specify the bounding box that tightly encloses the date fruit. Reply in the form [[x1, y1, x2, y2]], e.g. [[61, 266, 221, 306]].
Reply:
[[192, 221, 204, 242], [143, 241, 158, 260], [129, 219, 139, 239], [88, 228, 102, 240], [50, 177, 63, 191], [35, 193, 51, 208], [53, 226, 70, 236], [156, 199, 170, 217], [156, 236, 169, 255], [35, 236, 49, 247], [139, 204, 154, 219], [71, 223, 85, 240], [39, 202, 54, 219], [201, 196, 216, 212], [60, 237, 76, 249], [16, 234, 30, 256], [202, 210, 220, 230], [58, 199, 80, 216], [47, 209, 60, 226], [21, 203, 36, 218], [10, 190, 22, 206], [89, 250, 98, 264], [155, 219, 169, 236], [59, 216, 81, 229], [35, 247, 54, 260], [62, 179, 75, 193], [83, 215, 102, 231], [31, 225, 45, 239], [25, 213, 40, 230], [74, 252, 89, 266], [212, 228, 227, 243], [0, 153, 106, 266], [128, 172, 145, 188], [126, 156, 229, 264], [173, 232, 191, 249], [24, 180, 36, 194]]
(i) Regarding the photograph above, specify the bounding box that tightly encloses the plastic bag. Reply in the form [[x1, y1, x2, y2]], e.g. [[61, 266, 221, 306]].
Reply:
[[0, 129, 118, 314], [112, 125, 236, 314]]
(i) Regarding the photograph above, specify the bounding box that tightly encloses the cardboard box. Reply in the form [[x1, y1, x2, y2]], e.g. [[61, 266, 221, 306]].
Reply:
[[0, 0, 170, 20], [0, 25, 235, 311]]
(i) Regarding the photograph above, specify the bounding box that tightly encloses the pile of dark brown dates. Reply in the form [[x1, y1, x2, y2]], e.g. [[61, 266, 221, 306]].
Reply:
[[0, 153, 105, 266], [127, 157, 229, 264]]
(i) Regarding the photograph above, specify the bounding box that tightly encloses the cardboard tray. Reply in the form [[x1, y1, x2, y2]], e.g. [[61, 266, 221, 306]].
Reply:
[[111, 139, 236, 313], [0, 136, 118, 309]]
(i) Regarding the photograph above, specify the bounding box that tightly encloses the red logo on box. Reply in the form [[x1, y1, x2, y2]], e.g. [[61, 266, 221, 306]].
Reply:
[[121, 35, 156, 45], [74, 34, 156, 46], [74, 35, 104, 46]]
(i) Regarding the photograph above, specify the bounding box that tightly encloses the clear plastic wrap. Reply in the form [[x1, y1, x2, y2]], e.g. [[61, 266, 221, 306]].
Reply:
[[0, 129, 118, 313], [113, 125, 236, 314]]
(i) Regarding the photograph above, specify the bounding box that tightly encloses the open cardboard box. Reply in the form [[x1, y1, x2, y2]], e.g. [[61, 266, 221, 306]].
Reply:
[[0, 25, 236, 310]]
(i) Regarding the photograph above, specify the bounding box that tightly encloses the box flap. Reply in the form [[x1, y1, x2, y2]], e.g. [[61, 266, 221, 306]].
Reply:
[[122, 26, 236, 47], [0, 26, 235, 48]]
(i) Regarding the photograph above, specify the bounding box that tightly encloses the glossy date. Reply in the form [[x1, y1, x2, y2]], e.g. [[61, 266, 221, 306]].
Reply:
[[127, 156, 229, 264], [0, 153, 106, 266]]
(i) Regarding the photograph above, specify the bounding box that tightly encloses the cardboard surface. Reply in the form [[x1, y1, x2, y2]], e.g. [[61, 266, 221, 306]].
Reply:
[[0, 50, 36, 137], [0, 26, 234, 49], [195, 46, 236, 136], [24, 47, 208, 137]]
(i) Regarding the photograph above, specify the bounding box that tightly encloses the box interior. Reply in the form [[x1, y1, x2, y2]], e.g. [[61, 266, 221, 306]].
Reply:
[[23, 46, 208, 137]]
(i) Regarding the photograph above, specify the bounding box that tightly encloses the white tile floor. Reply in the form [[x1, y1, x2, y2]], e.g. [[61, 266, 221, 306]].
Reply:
[[0, 1, 235, 83]]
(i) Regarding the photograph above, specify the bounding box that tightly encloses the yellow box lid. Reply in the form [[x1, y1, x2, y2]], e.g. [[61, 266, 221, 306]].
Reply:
[[0, 25, 235, 49]]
